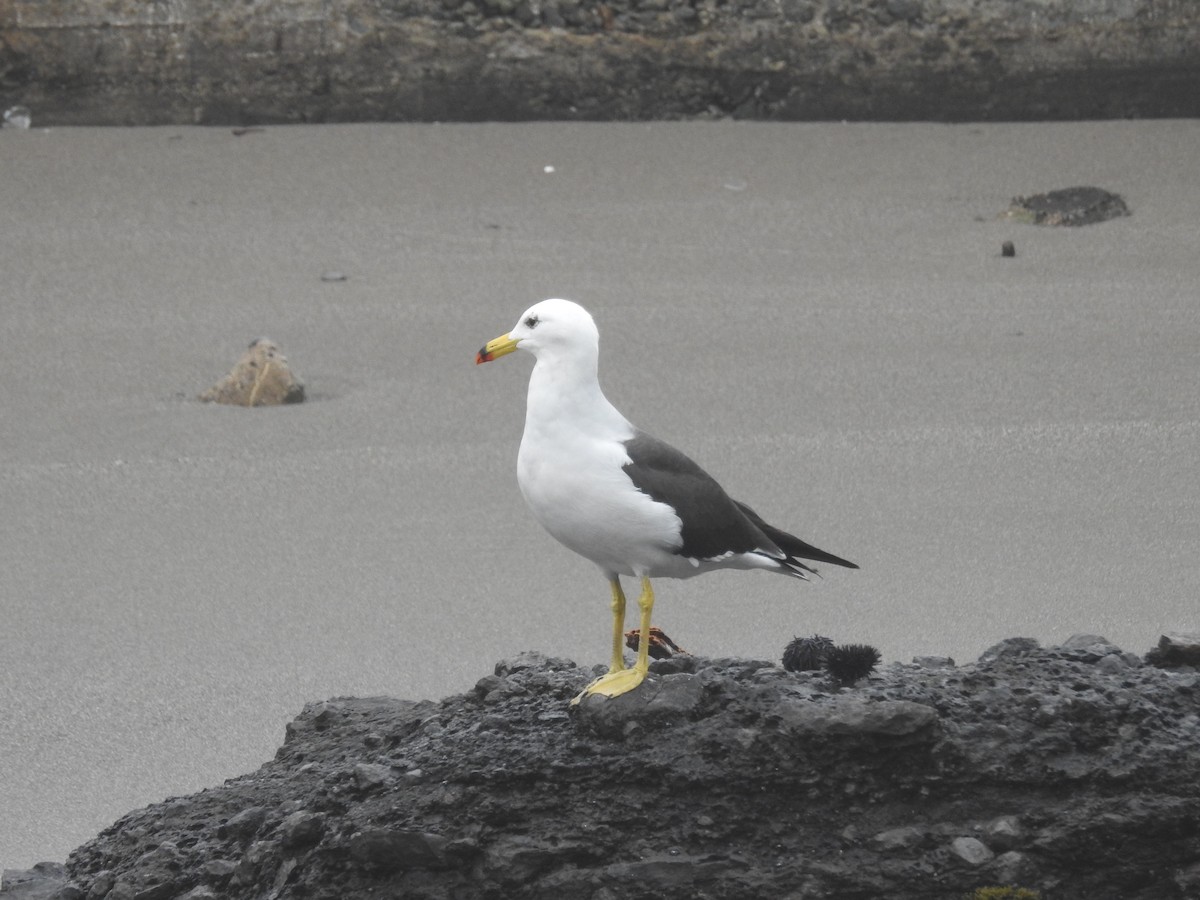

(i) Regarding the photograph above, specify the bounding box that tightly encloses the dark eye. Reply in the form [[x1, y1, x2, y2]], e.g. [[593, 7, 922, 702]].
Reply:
[[524, 315, 539, 329]]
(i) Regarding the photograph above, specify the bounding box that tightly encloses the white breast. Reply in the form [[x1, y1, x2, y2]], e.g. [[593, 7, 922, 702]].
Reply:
[[517, 421, 685, 578]]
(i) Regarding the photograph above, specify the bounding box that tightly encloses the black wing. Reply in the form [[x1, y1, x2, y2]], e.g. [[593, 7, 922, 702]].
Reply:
[[621, 432, 782, 562], [734, 500, 858, 569], [621, 431, 858, 571]]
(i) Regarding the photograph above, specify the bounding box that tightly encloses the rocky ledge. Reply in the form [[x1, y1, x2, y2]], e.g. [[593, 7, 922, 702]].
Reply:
[[2, 0, 1198, 124], [4, 633, 1200, 900]]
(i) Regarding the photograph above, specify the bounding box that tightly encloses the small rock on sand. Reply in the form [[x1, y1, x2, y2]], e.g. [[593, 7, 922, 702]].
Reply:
[[1002, 186, 1130, 226], [199, 338, 305, 406]]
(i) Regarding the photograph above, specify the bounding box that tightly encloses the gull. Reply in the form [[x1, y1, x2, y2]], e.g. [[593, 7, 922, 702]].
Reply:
[[477, 299, 857, 701]]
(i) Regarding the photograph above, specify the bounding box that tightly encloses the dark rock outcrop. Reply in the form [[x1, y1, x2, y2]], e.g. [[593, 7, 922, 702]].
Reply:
[[1, 0, 1198, 125], [5, 636, 1200, 899]]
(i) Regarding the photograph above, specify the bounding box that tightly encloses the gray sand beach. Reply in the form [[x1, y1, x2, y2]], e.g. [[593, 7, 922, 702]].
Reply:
[[2, 120, 1198, 869]]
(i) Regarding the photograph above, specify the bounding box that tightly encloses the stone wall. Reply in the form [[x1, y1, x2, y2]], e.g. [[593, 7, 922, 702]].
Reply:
[[1, 0, 1198, 126]]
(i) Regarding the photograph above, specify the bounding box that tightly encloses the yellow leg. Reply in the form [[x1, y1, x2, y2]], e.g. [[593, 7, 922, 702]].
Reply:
[[632, 576, 654, 674], [573, 577, 655, 704], [608, 578, 627, 674]]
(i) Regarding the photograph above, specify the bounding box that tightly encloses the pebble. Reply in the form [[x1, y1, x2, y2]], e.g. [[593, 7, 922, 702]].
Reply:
[[2, 105, 31, 128], [978, 636, 1040, 661], [911, 655, 955, 668], [949, 836, 994, 865], [86, 871, 115, 899], [217, 806, 268, 841], [872, 825, 926, 851], [353, 763, 395, 790], [199, 859, 236, 882], [982, 814, 1023, 848], [992, 850, 1035, 884], [279, 811, 326, 851]]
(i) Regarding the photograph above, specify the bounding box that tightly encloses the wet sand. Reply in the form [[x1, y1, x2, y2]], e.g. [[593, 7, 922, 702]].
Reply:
[[2, 120, 1198, 869]]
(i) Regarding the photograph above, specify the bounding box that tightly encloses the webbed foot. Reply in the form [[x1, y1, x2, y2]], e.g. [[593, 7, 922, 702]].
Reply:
[[570, 664, 648, 705]]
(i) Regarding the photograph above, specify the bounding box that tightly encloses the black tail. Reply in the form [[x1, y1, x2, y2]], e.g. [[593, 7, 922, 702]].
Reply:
[[736, 501, 859, 570]]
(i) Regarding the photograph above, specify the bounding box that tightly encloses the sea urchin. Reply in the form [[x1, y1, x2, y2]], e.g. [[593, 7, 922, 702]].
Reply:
[[824, 643, 882, 684], [782, 634, 834, 672]]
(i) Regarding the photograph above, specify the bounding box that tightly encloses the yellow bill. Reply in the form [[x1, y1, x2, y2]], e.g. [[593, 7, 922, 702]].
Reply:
[[476, 333, 520, 364]]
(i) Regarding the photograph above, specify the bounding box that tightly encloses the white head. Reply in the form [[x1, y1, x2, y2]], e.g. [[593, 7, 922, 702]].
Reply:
[[476, 298, 599, 365]]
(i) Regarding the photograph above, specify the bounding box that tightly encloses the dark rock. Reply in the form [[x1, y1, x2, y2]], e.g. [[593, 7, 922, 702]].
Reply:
[[36, 643, 1200, 899], [1004, 186, 1131, 226], [1095, 652, 1138, 674], [84, 871, 114, 899], [60, 841, 184, 900], [540, 4, 566, 26], [982, 814, 1024, 850], [277, 811, 326, 851], [345, 829, 449, 870], [886, 0, 922, 22], [1056, 632, 1124, 661], [649, 654, 699, 675], [198, 859, 235, 883], [216, 807, 268, 842], [992, 849, 1037, 885], [229, 840, 279, 889], [872, 825, 928, 851], [646, 672, 704, 714], [780, 0, 816, 24], [978, 636, 1040, 661], [484, 834, 600, 883], [4, 1, 1198, 125], [1146, 631, 1200, 668], [0, 863, 68, 899], [949, 835, 994, 865], [131, 844, 182, 876], [912, 655, 955, 668], [1177, 860, 1200, 893], [604, 854, 740, 891], [773, 695, 939, 738], [352, 763, 394, 791], [109, 876, 174, 900], [495, 650, 576, 676], [572, 671, 706, 736]]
